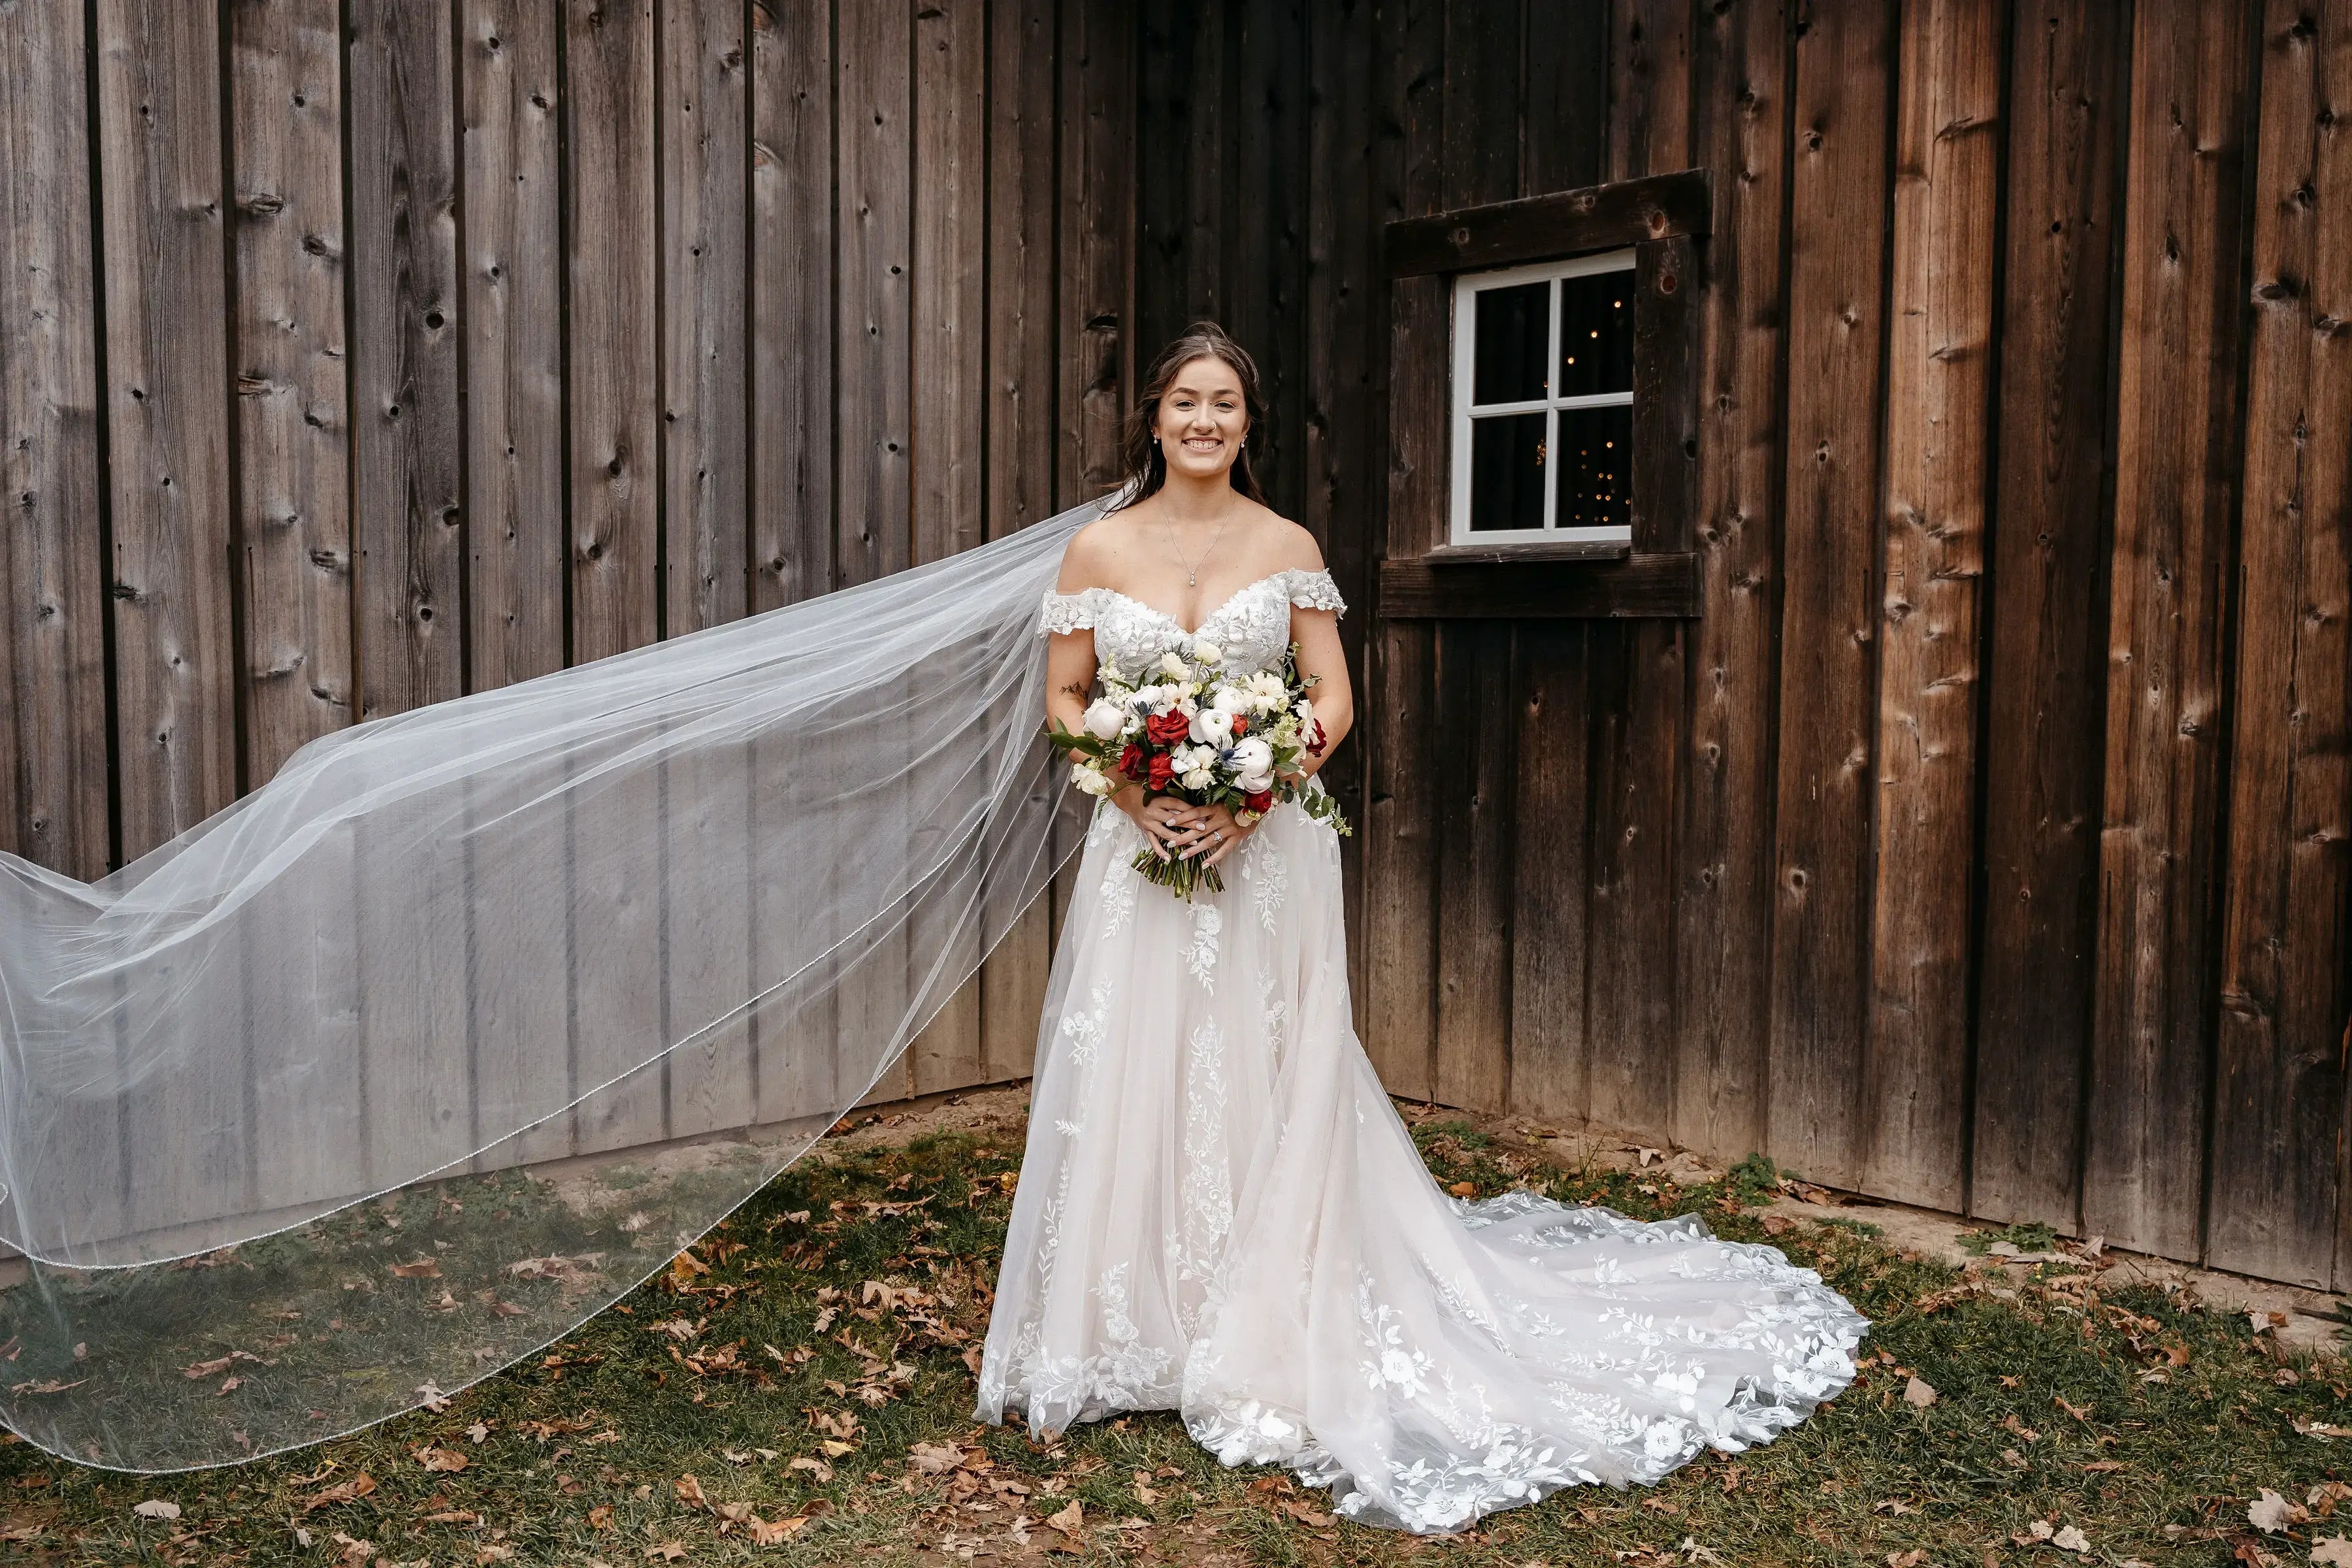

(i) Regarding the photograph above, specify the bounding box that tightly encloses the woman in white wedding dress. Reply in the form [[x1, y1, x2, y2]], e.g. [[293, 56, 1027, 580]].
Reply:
[[973, 323, 1867, 1535]]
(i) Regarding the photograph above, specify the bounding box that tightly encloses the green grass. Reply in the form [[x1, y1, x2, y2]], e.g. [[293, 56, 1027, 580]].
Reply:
[[3, 1114, 2349, 1567]]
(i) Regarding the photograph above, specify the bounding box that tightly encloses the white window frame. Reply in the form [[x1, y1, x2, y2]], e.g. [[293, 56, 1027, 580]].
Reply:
[[1447, 247, 1637, 549]]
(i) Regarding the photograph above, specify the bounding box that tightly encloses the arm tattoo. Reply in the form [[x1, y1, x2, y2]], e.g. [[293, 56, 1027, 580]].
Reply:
[[1056, 679, 1090, 699]]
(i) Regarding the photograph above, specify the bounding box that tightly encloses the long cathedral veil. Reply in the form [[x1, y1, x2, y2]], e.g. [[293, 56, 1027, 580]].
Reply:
[[0, 492, 1111, 1471]]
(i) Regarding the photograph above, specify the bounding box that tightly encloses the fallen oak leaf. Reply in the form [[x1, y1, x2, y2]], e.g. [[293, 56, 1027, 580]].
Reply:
[[1902, 1377, 1937, 1409], [2312, 1537, 2352, 1567], [302, 1474, 379, 1512], [410, 1446, 468, 1473], [745, 1515, 808, 1545], [388, 1259, 443, 1280], [133, 1500, 182, 1521], [2249, 1489, 2306, 1533], [673, 1475, 706, 1509]]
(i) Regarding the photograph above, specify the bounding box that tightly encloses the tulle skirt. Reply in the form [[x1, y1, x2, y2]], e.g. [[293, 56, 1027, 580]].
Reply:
[[974, 795, 1868, 1535]]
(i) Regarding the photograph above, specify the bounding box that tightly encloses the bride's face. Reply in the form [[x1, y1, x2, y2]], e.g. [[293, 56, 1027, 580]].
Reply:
[[1154, 356, 1249, 482]]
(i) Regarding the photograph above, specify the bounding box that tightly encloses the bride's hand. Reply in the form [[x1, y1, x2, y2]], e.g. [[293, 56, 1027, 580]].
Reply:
[[1117, 785, 1200, 862], [1173, 802, 1256, 868]]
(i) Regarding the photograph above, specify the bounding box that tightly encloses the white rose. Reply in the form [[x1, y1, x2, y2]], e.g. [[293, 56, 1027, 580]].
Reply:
[[1159, 649, 1190, 679], [1071, 760, 1113, 796], [1082, 698, 1125, 740], [1229, 736, 1273, 790], [1209, 684, 1249, 714], [1293, 696, 1315, 724], [1181, 767, 1215, 792], [1192, 706, 1236, 747], [1188, 637, 1222, 666]]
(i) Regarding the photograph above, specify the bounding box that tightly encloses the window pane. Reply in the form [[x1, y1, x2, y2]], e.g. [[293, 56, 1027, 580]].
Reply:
[[1552, 404, 1631, 531], [1466, 411, 1548, 532], [1471, 280, 1549, 405], [1558, 267, 1634, 399]]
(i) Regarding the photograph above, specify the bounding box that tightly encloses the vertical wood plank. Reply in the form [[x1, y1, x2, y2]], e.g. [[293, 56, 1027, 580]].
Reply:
[[1969, 0, 2127, 1230], [1503, 0, 1607, 1125], [2085, 0, 2257, 1262], [661, 0, 748, 636], [566, 0, 658, 662], [461, 0, 566, 692], [1047, 0, 1132, 970], [0, 0, 110, 879], [2210, 0, 2352, 1289], [459, 0, 570, 1169], [1132, 0, 1198, 359], [1422, 0, 1522, 1111], [350, 0, 463, 723], [1507, 623, 1593, 1124], [1586, 0, 1691, 1141], [748, 0, 836, 1127], [92, 0, 242, 1242], [1, 0, 120, 1247], [229, 0, 354, 787], [1306, 0, 1383, 1019], [838, 0, 911, 593], [1057, 0, 1132, 510], [660, 0, 753, 1141], [564, 0, 664, 1152], [1766, 0, 1894, 1190], [1862, 0, 2002, 1211], [1363, 0, 1446, 1102], [1673, 0, 1789, 1162], [749, 0, 832, 612], [1224, 0, 1307, 525], [346, 1, 466, 1207], [909, 0, 988, 1099], [978, 0, 1061, 1085], [839, 0, 914, 1109], [1434, 619, 1514, 1110]]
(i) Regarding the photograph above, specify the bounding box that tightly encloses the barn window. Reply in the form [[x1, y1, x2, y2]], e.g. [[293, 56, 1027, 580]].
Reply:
[[1378, 169, 1706, 615], [1450, 250, 1636, 546]]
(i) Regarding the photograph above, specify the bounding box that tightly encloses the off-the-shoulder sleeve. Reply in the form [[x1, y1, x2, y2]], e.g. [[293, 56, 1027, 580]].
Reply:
[[1283, 567, 1347, 617], [1037, 587, 1106, 636]]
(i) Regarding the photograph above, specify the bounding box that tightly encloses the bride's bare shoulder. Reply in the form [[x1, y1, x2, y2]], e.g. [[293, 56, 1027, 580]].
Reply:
[[1241, 504, 1327, 574], [1053, 516, 1126, 593]]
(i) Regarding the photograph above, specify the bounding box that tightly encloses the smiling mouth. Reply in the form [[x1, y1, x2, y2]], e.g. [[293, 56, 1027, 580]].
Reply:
[[1183, 437, 1221, 449]]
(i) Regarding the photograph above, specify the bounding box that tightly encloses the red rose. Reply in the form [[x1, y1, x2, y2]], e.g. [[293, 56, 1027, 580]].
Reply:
[[1230, 715, 1249, 737], [1307, 719, 1328, 755], [1118, 742, 1147, 781], [1145, 710, 1190, 745], [1147, 752, 1175, 790], [1245, 789, 1274, 814]]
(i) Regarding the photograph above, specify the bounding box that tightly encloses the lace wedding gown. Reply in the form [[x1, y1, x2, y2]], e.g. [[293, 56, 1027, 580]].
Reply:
[[973, 568, 1867, 1534]]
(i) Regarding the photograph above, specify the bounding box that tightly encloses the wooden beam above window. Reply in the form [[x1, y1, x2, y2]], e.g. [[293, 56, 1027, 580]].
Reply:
[[1384, 169, 1711, 279]]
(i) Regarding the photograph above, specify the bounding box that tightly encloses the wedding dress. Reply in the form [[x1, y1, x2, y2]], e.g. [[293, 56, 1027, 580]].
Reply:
[[974, 568, 1869, 1534]]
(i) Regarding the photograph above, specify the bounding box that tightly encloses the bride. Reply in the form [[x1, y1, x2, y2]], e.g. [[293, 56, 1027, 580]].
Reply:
[[973, 323, 1868, 1534]]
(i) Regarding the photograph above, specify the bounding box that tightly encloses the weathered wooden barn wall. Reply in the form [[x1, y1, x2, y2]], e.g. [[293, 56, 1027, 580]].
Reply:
[[7, 0, 2352, 1294], [0, 0, 1135, 1140], [1125, 0, 2352, 1290]]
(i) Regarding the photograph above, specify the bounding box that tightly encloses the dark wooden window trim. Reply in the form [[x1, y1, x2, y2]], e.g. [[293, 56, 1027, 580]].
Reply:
[[1379, 169, 1708, 620]]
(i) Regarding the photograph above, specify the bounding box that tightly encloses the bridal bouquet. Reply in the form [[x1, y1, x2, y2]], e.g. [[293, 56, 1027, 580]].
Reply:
[[1047, 640, 1351, 899]]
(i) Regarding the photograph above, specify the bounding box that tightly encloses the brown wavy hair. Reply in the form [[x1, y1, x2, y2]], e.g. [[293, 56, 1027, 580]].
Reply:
[[1105, 321, 1269, 512]]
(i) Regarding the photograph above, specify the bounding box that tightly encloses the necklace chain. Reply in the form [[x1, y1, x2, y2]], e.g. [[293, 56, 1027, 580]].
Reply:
[[1160, 511, 1231, 589]]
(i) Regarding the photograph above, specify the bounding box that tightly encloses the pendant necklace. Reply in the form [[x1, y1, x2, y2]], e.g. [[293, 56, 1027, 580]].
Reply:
[[1162, 511, 1230, 589]]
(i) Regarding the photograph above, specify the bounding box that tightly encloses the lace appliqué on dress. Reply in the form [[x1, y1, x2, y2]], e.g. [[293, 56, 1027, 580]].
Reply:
[[1184, 904, 1222, 989]]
